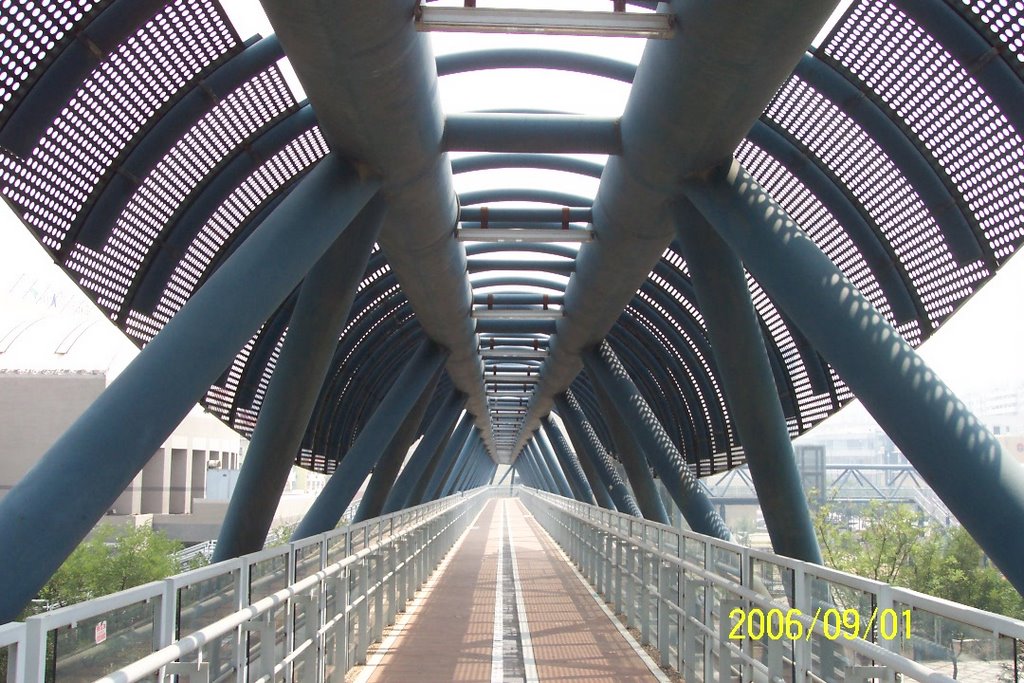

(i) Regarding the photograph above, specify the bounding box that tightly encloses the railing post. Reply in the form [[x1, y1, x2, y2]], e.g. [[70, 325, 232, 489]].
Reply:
[[626, 545, 637, 626], [236, 559, 252, 683], [658, 561, 672, 669], [683, 577, 700, 682], [640, 553, 651, 646], [615, 539, 625, 616], [605, 533, 616, 601], [292, 592, 318, 683], [333, 573, 350, 682], [794, 565, 811, 682], [244, 610, 276, 681], [356, 563, 369, 664], [720, 598, 743, 682], [22, 618, 46, 683]]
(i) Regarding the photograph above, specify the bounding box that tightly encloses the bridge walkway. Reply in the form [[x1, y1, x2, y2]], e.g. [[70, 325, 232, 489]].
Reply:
[[354, 497, 667, 682]]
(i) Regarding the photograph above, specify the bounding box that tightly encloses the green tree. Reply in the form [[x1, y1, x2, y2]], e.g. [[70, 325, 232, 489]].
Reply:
[[814, 499, 924, 585], [813, 500, 1024, 619], [29, 523, 183, 615]]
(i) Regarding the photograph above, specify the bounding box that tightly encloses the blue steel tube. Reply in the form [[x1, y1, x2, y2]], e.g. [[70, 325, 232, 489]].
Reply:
[[683, 160, 1024, 592], [354, 364, 444, 522], [440, 435, 482, 498], [0, 157, 380, 621], [521, 448, 551, 493], [536, 439, 575, 498], [673, 201, 822, 563], [554, 391, 642, 517], [382, 391, 466, 513], [589, 369, 670, 524], [292, 340, 449, 540], [447, 440, 484, 496], [413, 414, 474, 505], [261, 1, 494, 456], [443, 114, 621, 154], [535, 430, 584, 501], [583, 344, 733, 541], [214, 197, 385, 561], [529, 440, 572, 497], [541, 416, 603, 507]]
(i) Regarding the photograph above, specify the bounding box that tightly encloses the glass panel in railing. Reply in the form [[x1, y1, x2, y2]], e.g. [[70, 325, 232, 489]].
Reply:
[[802, 575, 881, 682], [294, 541, 322, 582], [51, 598, 160, 682], [683, 536, 706, 569], [248, 553, 288, 602], [751, 558, 793, 607], [711, 545, 743, 585], [177, 570, 238, 680], [246, 553, 288, 680], [327, 531, 349, 565], [0, 642, 14, 682], [895, 601, 1009, 681]]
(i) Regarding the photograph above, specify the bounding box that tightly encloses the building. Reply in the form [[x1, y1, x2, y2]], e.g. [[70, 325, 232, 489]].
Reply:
[[0, 305, 247, 538]]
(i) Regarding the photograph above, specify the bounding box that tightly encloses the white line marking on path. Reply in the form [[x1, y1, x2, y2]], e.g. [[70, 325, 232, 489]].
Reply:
[[490, 500, 505, 683], [506, 506, 539, 683]]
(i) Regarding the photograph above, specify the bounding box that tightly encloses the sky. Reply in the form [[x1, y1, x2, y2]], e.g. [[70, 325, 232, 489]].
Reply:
[[2, 0, 1022, 429]]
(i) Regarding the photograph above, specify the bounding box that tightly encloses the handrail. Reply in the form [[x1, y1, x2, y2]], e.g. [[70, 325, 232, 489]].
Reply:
[[1, 488, 493, 683], [520, 487, 1024, 683]]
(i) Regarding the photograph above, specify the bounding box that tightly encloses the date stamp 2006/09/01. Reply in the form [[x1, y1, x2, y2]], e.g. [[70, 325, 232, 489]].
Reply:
[[727, 607, 911, 642]]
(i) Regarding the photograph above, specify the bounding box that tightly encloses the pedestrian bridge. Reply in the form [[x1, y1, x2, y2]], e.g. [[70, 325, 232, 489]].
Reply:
[[2, 488, 1020, 683], [4, 0, 1024, 681]]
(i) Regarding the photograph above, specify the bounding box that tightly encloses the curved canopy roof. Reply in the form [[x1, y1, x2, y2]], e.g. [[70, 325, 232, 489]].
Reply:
[[1, 0, 1022, 474]]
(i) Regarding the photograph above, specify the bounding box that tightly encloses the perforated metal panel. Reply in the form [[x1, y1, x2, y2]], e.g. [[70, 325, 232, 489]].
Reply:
[[765, 74, 990, 329], [0, 0, 107, 114], [822, 0, 1024, 265], [64, 67, 298, 319], [949, 0, 1024, 71], [0, 0, 237, 252]]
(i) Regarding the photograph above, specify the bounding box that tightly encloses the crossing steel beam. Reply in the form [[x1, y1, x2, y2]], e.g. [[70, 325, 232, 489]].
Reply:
[[512, 0, 841, 459], [260, 0, 496, 458]]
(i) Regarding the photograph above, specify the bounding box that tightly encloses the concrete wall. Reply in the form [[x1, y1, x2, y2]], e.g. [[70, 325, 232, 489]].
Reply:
[[0, 370, 244, 532], [0, 372, 106, 501]]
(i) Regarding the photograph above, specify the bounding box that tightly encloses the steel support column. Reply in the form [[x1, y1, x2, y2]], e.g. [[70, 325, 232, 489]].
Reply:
[[529, 440, 570, 497], [590, 369, 671, 524], [583, 344, 733, 541], [440, 434, 482, 499], [683, 159, 1024, 592], [214, 197, 385, 561], [553, 391, 642, 516], [354, 365, 444, 522], [292, 340, 449, 540], [528, 449, 555, 494], [446, 439, 484, 496], [383, 391, 467, 514], [535, 428, 585, 501], [261, 0, 494, 455], [0, 158, 379, 622], [414, 414, 475, 505], [674, 202, 821, 563], [541, 416, 603, 507]]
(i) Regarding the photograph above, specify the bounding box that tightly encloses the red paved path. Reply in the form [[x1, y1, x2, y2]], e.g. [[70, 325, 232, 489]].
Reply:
[[362, 497, 659, 682]]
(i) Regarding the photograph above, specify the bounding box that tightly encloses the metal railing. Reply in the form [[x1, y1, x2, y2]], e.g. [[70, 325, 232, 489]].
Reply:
[[0, 488, 492, 683], [520, 488, 1024, 683]]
